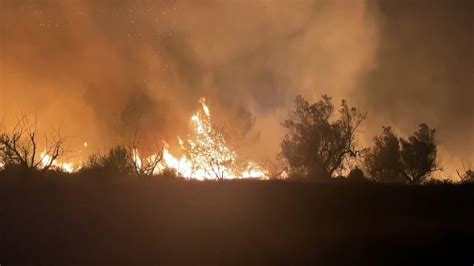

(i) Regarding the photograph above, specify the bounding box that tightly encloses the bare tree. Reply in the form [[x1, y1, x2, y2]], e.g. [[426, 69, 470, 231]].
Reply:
[[129, 133, 164, 176], [0, 115, 65, 171]]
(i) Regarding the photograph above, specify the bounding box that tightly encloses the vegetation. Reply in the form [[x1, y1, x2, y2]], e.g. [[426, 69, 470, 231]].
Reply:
[[365, 124, 439, 184], [0, 95, 465, 184], [0, 116, 65, 171], [81, 145, 164, 177], [457, 162, 474, 183], [0, 97, 471, 265], [280, 95, 366, 179], [82, 146, 136, 175]]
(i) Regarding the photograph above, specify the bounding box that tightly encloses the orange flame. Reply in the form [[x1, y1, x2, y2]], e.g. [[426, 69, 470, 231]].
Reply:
[[134, 98, 269, 180]]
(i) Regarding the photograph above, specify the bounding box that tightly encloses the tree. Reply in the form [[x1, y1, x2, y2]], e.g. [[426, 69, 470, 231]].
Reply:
[[0, 115, 64, 171], [365, 124, 439, 184], [400, 124, 439, 184], [280, 95, 366, 179], [364, 127, 405, 182]]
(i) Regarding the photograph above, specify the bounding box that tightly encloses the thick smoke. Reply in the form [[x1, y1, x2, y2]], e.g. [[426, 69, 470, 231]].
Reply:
[[0, 0, 471, 176]]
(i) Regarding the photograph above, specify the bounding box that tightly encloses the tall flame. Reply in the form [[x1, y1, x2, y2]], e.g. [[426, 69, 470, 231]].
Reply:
[[135, 98, 269, 180]]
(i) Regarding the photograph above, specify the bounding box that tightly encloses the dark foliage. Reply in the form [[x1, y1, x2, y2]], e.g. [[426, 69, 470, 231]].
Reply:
[[364, 126, 405, 183], [281, 95, 366, 179], [365, 124, 439, 184], [81, 146, 135, 176], [347, 167, 366, 181], [400, 124, 439, 183]]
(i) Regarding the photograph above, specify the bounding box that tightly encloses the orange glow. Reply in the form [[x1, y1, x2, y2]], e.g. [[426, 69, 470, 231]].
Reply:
[[133, 98, 269, 180]]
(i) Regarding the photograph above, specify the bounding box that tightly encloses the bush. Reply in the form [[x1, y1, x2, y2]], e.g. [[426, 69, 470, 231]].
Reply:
[[81, 146, 135, 176]]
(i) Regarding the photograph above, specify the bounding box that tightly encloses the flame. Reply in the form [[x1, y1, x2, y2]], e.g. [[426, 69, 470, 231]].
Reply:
[[40, 150, 76, 173], [133, 98, 269, 180], [132, 148, 142, 170], [23, 97, 268, 179]]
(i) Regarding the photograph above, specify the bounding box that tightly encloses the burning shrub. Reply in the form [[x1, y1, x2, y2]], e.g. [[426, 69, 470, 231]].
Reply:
[[160, 98, 268, 180]]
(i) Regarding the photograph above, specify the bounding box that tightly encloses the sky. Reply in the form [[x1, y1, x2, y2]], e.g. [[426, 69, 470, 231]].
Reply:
[[0, 0, 472, 178]]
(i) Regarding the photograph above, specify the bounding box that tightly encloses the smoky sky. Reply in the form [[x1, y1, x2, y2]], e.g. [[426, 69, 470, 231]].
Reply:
[[0, 0, 472, 176], [359, 0, 474, 174]]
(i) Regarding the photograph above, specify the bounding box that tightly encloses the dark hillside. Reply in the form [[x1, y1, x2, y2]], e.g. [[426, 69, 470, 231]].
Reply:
[[0, 172, 473, 265]]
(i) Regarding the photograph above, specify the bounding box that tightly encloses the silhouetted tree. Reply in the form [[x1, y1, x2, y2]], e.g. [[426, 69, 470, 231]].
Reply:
[[400, 124, 439, 184], [83, 144, 163, 177], [364, 127, 405, 182], [365, 124, 439, 184], [281, 95, 366, 179]]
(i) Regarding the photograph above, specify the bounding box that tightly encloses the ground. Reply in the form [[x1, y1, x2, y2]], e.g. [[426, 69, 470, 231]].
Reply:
[[0, 171, 473, 265]]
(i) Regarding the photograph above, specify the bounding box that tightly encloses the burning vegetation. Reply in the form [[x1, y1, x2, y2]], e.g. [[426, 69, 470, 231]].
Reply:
[[0, 98, 268, 180], [0, 95, 469, 183], [133, 98, 268, 180]]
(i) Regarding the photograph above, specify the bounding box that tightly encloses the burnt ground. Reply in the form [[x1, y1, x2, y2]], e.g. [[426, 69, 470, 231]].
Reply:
[[0, 171, 473, 265]]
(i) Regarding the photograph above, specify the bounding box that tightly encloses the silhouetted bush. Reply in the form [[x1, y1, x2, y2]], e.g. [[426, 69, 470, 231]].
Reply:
[[347, 167, 366, 181], [154, 167, 182, 180], [81, 146, 135, 176]]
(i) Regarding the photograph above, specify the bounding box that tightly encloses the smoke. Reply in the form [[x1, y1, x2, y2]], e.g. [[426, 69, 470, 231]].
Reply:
[[0, 0, 471, 176], [358, 0, 474, 177]]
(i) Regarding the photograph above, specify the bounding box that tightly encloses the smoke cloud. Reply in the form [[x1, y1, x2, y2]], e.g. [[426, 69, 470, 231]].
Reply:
[[0, 0, 471, 177]]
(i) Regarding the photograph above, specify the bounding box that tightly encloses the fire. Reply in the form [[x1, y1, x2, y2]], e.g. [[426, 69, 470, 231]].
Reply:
[[40, 151, 76, 173], [28, 98, 268, 179], [135, 98, 269, 180]]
